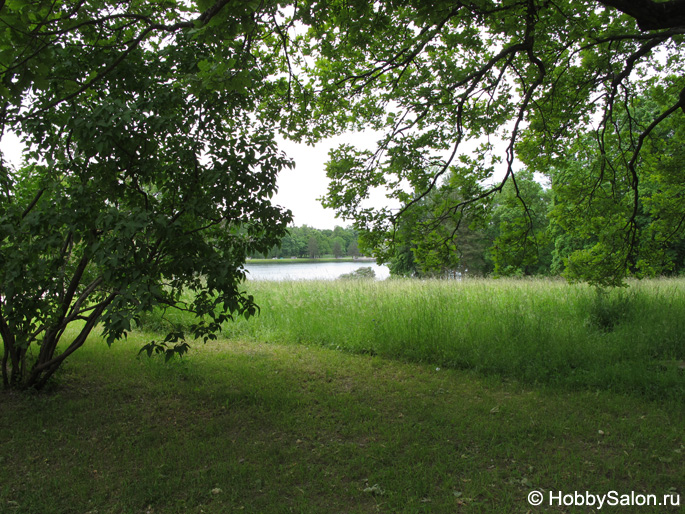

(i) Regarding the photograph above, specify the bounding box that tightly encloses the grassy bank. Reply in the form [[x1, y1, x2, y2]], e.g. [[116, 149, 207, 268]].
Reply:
[[2, 333, 683, 513], [142, 278, 685, 401]]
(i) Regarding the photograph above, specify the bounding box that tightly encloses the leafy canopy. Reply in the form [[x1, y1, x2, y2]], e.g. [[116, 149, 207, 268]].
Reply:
[[0, 0, 296, 389], [292, 0, 685, 286]]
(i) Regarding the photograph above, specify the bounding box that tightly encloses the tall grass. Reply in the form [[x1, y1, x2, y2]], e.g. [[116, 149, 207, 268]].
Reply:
[[138, 278, 685, 400]]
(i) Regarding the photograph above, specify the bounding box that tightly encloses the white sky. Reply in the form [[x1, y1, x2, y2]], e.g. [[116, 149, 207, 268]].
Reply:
[[275, 132, 385, 230], [0, 132, 23, 174]]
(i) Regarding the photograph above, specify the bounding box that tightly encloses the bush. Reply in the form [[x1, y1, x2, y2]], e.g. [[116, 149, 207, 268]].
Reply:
[[338, 267, 376, 280]]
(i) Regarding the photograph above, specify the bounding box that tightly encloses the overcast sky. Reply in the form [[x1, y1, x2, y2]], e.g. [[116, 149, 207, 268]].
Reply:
[[275, 132, 385, 230]]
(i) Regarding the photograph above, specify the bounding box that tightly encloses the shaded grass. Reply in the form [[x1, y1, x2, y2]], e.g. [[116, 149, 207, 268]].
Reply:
[[1, 332, 683, 513], [164, 278, 685, 401]]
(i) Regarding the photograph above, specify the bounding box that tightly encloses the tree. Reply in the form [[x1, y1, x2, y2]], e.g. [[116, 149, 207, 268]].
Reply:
[[252, 225, 360, 258], [383, 168, 494, 277], [307, 235, 320, 258], [298, 0, 685, 286], [542, 80, 685, 282], [0, 1, 294, 389], [333, 225, 354, 249], [319, 233, 333, 255], [489, 171, 553, 276], [332, 239, 343, 258], [346, 240, 360, 258]]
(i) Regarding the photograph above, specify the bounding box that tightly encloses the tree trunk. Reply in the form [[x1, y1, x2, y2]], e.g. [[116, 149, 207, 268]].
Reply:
[[597, 0, 685, 30]]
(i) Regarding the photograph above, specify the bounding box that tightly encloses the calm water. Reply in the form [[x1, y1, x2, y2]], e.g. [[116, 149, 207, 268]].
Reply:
[[243, 260, 390, 281]]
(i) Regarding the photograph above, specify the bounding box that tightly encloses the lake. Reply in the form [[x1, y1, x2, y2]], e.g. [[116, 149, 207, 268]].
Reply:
[[243, 260, 390, 281]]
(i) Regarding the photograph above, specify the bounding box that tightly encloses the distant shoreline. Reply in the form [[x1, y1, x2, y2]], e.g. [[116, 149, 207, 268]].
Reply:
[[246, 257, 376, 265]]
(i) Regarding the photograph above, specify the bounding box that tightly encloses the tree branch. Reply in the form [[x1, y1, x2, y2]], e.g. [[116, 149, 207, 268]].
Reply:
[[28, 292, 116, 388]]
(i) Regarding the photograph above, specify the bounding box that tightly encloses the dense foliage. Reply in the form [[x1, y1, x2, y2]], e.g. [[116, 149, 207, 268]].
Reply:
[[387, 170, 554, 278], [0, 0, 295, 389], [251, 225, 361, 259], [388, 119, 685, 280], [300, 0, 685, 286]]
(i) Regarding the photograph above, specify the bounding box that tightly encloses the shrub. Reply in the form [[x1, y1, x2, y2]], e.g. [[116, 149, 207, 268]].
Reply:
[[338, 267, 376, 280]]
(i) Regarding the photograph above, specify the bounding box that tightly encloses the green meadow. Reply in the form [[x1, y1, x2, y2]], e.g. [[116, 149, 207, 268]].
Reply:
[[2, 278, 684, 513], [147, 277, 685, 401]]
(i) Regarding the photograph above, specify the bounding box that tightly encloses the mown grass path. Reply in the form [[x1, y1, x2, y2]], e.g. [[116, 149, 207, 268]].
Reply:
[[2, 335, 682, 513]]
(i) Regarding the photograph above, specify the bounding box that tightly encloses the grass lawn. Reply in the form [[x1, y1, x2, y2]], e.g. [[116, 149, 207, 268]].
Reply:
[[2, 331, 683, 513]]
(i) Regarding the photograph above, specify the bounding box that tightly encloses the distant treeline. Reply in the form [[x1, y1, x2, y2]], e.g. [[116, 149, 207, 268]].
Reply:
[[386, 168, 685, 280], [250, 225, 361, 259]]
